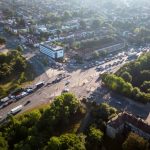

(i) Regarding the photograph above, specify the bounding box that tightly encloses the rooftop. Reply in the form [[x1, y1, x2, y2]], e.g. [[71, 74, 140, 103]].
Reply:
[[41, 42, 63, 51], [108, 112, 150, 135]]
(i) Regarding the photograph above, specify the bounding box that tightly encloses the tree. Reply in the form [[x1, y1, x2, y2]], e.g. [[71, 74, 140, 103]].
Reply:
[[63, 11, 71, 21], [87, 126, 104, 149], [16, 45, 23, 52], [91, 19, 101, 29], [92, 51, 100, 59], [79, 20, 86, 29], [122, 132, 149, 150], [92, 103, 117, 121], [132, 87, 142, 100], [99, 50, 108, 57], [46, 134, 86, 150], [13, 56, 27, 72], [37, 93, 81, 135], [140, 70, 150, 83], [56, 30, 61, 39], [121, 72, 132, 83], [18, 18, 26, 27], [46, 137, 61, 150], [141, 81, 150, 93], [0, 92, 85, 149], [102, 74, 133, 96], [0, 133, 8, 150], [0, 37, 6, 45]]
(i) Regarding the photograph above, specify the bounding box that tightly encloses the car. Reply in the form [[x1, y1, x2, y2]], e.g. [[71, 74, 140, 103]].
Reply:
[[52, 80, 56, 84], [105, 58, 110, 62], [62, 88, 70, 93], [0, 104, 4, 109], [26, 88, 34, 93], [52, 78, 61, 84], [9, 95, 16, 100], [35, 81, 45, 89], [116, 101, 122, 105], [91, 63, 95, 67], [96, 66, 104, 71], [22, 45, 27, 49], [84, 66, 88, 69], [7, 100, 13, 105], [98, 61, 105, 65], [65, 80, 70, 85], [113, 62, 117, 65], [45, 82, 52, 87], [15, 94, 23, 100], [21, 92, 28, 97], [87, 95, 94, 100], [137, 114, 143, 118], [108, 64, 111, 67], [24, 100, 31, 106], [105, 65, 109, 69]]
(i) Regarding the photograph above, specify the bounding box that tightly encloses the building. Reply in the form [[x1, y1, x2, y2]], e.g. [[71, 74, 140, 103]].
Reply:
[[106, 112, 150, 140], [96, 43, 126, 54], [40, 42, 64, 59]]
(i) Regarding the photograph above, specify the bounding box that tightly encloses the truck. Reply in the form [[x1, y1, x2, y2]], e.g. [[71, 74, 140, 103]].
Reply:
[[10, 105, 23, 115]]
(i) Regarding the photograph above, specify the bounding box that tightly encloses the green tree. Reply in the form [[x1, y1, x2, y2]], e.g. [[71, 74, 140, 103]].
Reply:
[[99, 50, 108, 57], [63, 11, 71, 21], [92, 103, 117, 121], [121, 72, 132, 83], [92, 51, 100, 59], [79, 20, 86, 29], [0, 37, 6, 45], [56, 30, 61, 39], [45, 134, 86, 150], [122, 132, 149, 150], [46, 137, 61, 150], [91, 19, 101, 29], [0, 132, 8, 150], [87, 126, 104, 150], [141, 81, 150, 93], [16, 45, 23, 52], [37, 93, 80, 135], [60, 133, 86, 150]]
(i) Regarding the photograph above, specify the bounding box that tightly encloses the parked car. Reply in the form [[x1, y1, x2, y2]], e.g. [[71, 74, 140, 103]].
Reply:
[[21, 92, 28, 97], [15, 94, 22, 100], [26, 88, 34, 93], [35, 81, 45, 89]]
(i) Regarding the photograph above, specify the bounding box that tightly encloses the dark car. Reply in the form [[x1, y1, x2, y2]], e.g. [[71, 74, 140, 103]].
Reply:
[[24, 100, 31, 106]]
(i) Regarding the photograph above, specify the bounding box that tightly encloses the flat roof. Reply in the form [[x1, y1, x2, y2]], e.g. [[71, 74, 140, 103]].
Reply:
[[40, 42, 63, 51]]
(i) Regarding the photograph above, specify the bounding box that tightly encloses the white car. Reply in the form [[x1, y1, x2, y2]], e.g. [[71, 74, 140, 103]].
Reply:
[[26, 88, 34, 93], [84, 66, 88, 69], [62, 88, 70, 93], [116, 101, 122, 105], [21, 92, 28, 97]]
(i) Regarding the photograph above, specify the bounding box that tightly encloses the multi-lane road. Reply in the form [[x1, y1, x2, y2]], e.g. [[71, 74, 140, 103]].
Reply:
[[0, 54, 127, 118], [0, 48, 150, 125]]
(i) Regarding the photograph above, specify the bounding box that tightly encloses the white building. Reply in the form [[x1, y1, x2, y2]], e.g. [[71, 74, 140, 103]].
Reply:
[[40, 43, 64, 59]]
